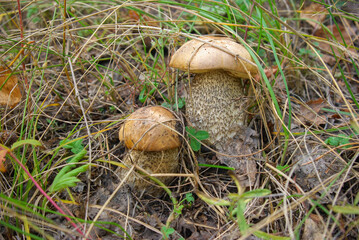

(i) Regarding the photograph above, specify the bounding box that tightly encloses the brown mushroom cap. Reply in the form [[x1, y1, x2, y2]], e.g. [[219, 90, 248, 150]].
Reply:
[[119, 106, 180, 151], [169, 36, 258, 78]]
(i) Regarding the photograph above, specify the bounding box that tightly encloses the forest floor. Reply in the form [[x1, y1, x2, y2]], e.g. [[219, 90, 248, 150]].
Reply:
[[0, 0, 358, 239]]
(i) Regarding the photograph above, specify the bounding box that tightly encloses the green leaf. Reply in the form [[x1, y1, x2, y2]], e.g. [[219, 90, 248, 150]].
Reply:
[[354, 192, 359, 205], [49, 165, 89, 193], [11, 139, 42, 151], [276, 165, 290, 176], [177, 98, 185, 109], [61, 164, 89, 179], [185, 193, 194, 204], [139, 82, 158, 103], [50, 177, 81, 192], [324, 134, 351, 149], [190, 139, 201, 152], [60, 139, 85, 154], [276, 164, 290, 173], [49, 149, 88, 193], [329, 205, 359, 214], [27, 7, 38, 18], [241, 189, 271, 199], [198, 163, 235, 170], [138, 85, 147, 103], [73, 140, 85, 154], [196, 191, 231, 206], [350, 120, 359, 134], [161, 102, 171, 109], [27, 8, 41, 23], [236, 200, 249, 234], [161, 98, 185, 109], [148, 83, 158, 95], [185, 126, 209, 152], [254, 230, 291, 240], [161, 226, 175, 239], [174, 205, 183, 215], [325, 136, 339, 146], [55, 149, 87, 180], [195, 130, 209, 140], [185, 126, 196, 135]]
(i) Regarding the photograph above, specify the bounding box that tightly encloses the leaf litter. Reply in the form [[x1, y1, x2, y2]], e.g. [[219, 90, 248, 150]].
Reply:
[[0, 1, 358, 239]]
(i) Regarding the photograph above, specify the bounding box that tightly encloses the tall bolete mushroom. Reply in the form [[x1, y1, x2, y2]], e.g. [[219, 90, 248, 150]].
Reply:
[[169, 36, 258, 147], [118, 106, 181, 195], [170, 36, 258, 186]]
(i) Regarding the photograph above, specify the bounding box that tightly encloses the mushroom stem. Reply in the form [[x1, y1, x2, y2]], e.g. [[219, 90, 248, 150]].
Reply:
[[186, 70, 246, 146], [122, 148, 179, 194]]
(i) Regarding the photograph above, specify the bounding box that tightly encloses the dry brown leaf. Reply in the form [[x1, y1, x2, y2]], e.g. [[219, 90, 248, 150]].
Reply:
[[297, 98, 328, 126], [254, 65, 278, 83], [302, 215, 325, 240], [0, 130, 18, 146], [127, 10, 158, 26], [300, 3, 327, 28], [314, 24, 357, 64], [293, 143, 351, 202], [0, 67, 21, 108], [0, 149, 8, 173]]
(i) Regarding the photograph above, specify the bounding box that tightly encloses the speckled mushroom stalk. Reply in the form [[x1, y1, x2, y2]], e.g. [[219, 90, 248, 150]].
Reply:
[[169, 36, 258, 148], [186, 71, 246, 146], [118, 106, 181, 195]]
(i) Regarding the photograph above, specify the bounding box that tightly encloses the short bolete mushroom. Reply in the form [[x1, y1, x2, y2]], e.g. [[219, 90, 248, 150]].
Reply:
[[118, 106, 181, 195], [169, 36, 258, 147]]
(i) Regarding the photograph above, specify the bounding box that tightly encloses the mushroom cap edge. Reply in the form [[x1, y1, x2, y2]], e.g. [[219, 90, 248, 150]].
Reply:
[[169, 36, 258, 79]]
